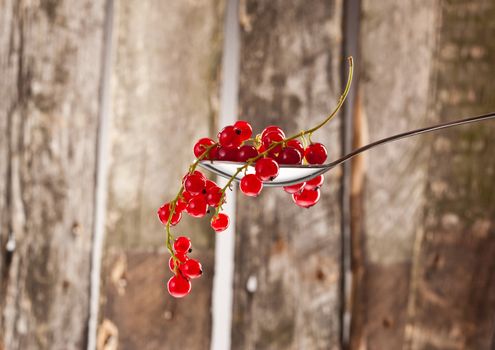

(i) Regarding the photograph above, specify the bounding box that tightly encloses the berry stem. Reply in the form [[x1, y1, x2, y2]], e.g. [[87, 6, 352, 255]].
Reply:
[[213, 57, 353, 216]]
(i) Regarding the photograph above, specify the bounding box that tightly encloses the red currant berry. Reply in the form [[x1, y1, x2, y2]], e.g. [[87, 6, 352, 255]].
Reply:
[[205, 179, 218, 189], [180, 259, 203, 279], [277, 146, 302, 164], [182, 191, 193, 203], [211, 213, 229, 232], [186, 195, 208, 217], [305, 175, 324, 190], [168, 253, 188, 272], [237, 145, 259, 162], [240, 174, 263, 196], [176, 197, 188, 212], [217, 146, 238, 161], [261, 125, 285, 139], [233, 120, 253, 141], [208, 145, 220, 160], [174, 236, 192, 254], [157, 203, 182, 226], [255, 157, 279, 181], [292, 188, 321, 208], [193, 137, 216, 159], [304, 143, 328, 164], [283, 182, 305, 194], [206, 186, 223, 207], [286, 139, 304, 155], [183, 173, 206, 195], [167, 275, 191, 298], [218, 125, 242, 148], [262, 131, 284, 154]]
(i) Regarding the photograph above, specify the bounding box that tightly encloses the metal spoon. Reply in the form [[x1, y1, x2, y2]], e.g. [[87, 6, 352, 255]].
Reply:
[[199, 112, 495, 187]]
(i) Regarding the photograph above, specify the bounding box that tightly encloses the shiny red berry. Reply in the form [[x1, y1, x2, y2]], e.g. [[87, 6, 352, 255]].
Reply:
[[305, 175, 324, 190], [168, 253, 188, 272], [176, 197, 188, 212], [240, 174, 263, 196], [262, 131, 284, 154], [193, 137, 216, 159], [277, 147, 302, 164], [237, 145, 258, 162], [211, 213, 229, 232], [206, 186, 223, 207], [286, 139, 304, 155], [186, 195, 208, 217], [174, 236, 192, 254], [180, 259, 203, 279], [218, 125, 242, 148], [292, 188, 321, 208], [157, 203, 182, 226], [217, 146, 238, 161], [255, 157, 279, 181], [205, 179, 218, 189], [283, 182, 306, 194], [183, 173, 206, 195], [167, 275, 191, 298], [261, 125, 285, 139], [233, 120, 253, 141], [304, 143, 328, 164]]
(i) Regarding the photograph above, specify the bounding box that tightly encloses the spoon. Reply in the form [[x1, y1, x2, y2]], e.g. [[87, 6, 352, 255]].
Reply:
[[199, 112, 495, 187]]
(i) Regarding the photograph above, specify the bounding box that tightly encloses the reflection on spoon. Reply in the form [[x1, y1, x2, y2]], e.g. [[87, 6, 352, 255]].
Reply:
[[199, 112, 495, 187]]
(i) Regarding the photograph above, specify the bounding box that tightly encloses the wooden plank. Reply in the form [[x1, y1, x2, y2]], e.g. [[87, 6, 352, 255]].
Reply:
[[0, 0, 106, 349], [350, 0, 438, 348], [232, 1, 344, 349], [404, 1, 495, 349], [99, 0, 225, 349]]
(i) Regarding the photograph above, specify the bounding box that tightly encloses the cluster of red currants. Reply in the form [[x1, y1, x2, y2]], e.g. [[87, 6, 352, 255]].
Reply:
[[166, 237, 202, 298], [158, 120, 329, 297], [195, 121, 328, 207]]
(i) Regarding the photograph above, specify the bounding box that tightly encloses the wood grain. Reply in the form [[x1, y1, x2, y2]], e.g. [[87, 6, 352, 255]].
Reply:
[[0, 0, 106, 348], [351, 0, 438, 348], [232, 1, 344, 349], [405, 1, 495, 349], [99, 0, 225, 349]]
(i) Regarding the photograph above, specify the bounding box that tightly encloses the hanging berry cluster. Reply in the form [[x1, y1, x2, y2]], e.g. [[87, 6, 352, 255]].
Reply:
[[158, 57, 353, 298]]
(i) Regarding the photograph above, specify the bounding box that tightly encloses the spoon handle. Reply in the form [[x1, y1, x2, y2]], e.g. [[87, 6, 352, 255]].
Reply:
[[328, 111, 495, 169]]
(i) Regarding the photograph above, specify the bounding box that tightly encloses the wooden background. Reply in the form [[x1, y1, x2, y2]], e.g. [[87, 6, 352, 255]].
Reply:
[[0, 0, 494, 349]]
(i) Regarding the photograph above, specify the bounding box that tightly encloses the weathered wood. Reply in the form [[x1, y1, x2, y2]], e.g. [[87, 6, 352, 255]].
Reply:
[[99, 0, 225, 349], [351, 0, 438, 348], [404, 1, 495, 349], [0, 0, 106, 349], [232, 1, 343, 349]]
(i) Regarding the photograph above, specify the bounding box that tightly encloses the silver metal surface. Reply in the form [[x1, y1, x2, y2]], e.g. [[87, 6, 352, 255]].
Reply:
[[199, 112, 495, 187]]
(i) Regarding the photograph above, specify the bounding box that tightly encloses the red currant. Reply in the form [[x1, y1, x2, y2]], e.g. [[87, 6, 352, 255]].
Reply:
[[168, 253, 188, 272], [240, 174, 263, 196], [176, 197, 188, 212], [174, 236, 192, 254], [233, 120, 253, 141], [218, 125, 242, 148], [286, 139, 304, 155], [261, 125, 285, 139], [206, 186, 223, 207], [211, 213, 229, 232], [193, 137, 216, 159], [167, 275, 191, 298], [255, 157, 279, 181], [262, 131, 284, 154], [180, 259, 203, 279], [186, 195, 208, 217], [183, 173, 206, 195], [237, 145, 258, 162], [157, 203, 182, 226], [283, 182, 305, 194], [217, 146, 238, 161], [292, 188, 321, 208], [305, 175, 324, 190], [205, 179, 218, 189], [304, 143, 328, 164], [277, 146, 302, 164]]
